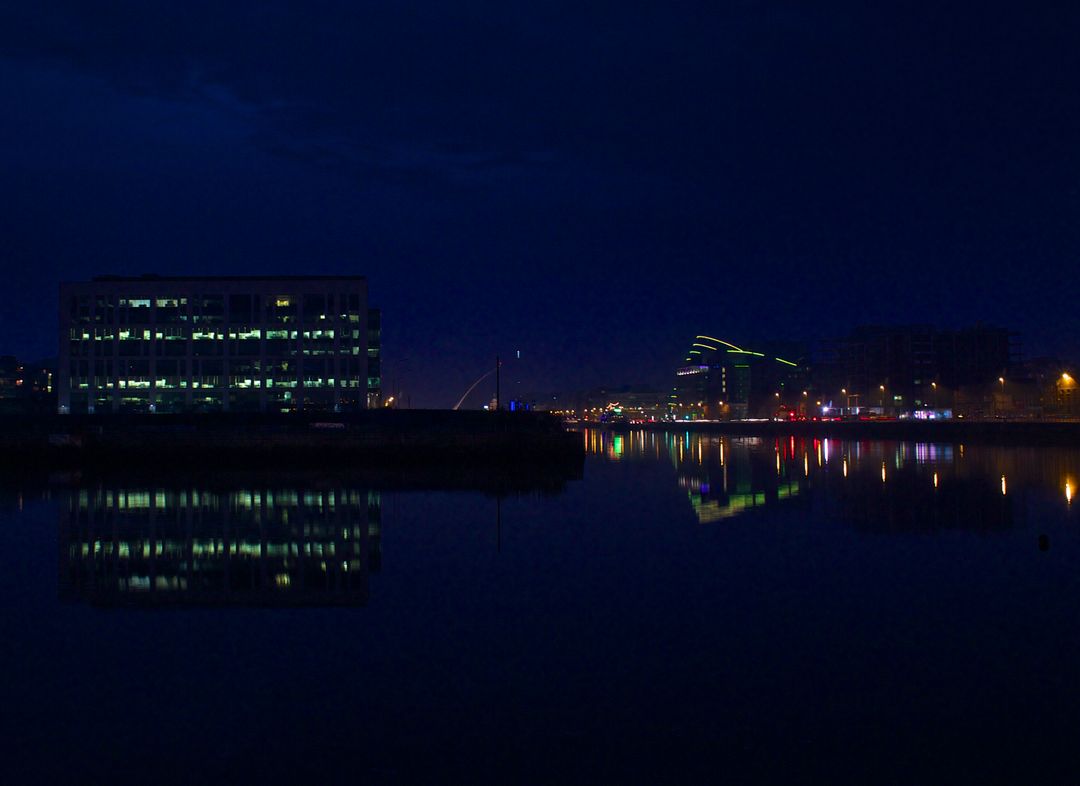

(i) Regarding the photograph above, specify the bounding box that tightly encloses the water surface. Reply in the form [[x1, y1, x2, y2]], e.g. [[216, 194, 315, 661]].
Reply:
[[3, 430, 1079, 783]]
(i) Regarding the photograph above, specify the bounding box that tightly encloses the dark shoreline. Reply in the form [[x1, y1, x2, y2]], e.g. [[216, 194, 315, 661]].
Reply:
[[585, 419, 1080, 446], [0, 410, 584, 469]]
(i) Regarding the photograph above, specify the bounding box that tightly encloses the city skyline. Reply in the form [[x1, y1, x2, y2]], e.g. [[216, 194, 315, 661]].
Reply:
[[3, 2, 1079, 406]]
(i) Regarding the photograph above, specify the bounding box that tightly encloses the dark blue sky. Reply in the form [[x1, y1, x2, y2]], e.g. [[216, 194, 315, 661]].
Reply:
[[2, 2, 1078, 406]]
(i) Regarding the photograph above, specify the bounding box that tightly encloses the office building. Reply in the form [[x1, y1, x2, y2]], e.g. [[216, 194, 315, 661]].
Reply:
[[815, 324, 1019, 413], [59, 275, 376, 414], [672, 335, 806, 419]]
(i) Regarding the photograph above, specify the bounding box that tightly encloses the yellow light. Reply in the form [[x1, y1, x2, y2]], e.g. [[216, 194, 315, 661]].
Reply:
[[999, 377, 1005, 385], [842, 457, 848, 477], [1067, 480, 1074, 505], [1001, 475, 1007, 496], [881, 462, 886, 483], [1063, 373, 1074, 383], [933, 471, 939, 488], [879, 385, 885, 392], [841, 388, 847, 395]]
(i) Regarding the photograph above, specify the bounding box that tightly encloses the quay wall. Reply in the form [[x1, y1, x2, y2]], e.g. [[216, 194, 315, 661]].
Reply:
[[0, 410, 583, 468]]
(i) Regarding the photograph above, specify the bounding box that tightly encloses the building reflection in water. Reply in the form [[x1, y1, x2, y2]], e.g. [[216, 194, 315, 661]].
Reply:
[[584, 428, 1080, 531], [60, 485, 381, 607]]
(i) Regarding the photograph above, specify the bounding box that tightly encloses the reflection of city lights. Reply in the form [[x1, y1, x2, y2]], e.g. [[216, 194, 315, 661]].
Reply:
[[776, 451, 781, 474], [842, 457, 848, 478], [1001, 475, 1007, 496], [1068, 481, 1074, 505], [881, 462, 886, 483], [933, 472, 939, 489], [804, 453, 809, 476]]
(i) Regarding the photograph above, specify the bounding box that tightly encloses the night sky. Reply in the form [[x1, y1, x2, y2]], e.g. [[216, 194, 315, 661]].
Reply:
[[2, 2, 1078, 406]]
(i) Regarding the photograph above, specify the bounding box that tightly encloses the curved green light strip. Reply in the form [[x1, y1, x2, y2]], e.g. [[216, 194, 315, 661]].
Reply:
[[696, 335, 743, 352], [685, 335, 800, 368]]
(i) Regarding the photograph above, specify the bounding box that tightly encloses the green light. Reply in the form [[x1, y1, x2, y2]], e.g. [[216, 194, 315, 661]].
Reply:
[[697, 335, 744, 352], [775, 357, 798, 367]]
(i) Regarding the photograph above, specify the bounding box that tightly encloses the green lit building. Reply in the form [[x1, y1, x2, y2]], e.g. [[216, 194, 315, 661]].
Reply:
[[672, 335, 805, 419], [59, 275, 379, 414]]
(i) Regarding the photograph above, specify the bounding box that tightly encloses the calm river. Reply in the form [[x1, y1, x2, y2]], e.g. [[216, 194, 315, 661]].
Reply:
[[3, 429, 1079, 783]]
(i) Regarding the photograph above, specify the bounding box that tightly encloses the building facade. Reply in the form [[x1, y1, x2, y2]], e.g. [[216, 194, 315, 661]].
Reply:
[[814, 324, 1019, 415], [59, 275, 375, 414], [0, 355, 55, 414], [672, 335, 806, 419]]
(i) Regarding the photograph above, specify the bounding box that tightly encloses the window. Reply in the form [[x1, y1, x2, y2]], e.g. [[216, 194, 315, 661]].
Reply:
[[229, 294, 253, 323]]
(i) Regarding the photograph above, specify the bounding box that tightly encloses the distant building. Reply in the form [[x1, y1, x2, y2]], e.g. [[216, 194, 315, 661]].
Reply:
[[59, 275, 375, 414], [569, 386, 667, 422], [0, 355, 55, 413], [672, 336, 806, 419], [815, 324, 1020, 415]]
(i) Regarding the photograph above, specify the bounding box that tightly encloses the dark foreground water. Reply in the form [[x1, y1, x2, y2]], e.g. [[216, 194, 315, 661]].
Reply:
[[3, 429, 1080, 784]]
